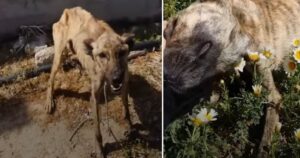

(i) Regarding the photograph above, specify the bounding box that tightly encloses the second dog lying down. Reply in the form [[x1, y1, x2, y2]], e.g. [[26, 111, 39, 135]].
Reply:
[[45, 7, 132, 157]]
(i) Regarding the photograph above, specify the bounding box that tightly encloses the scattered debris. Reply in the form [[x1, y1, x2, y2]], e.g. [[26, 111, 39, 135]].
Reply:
[[35, 46, 54, 66], [0, 64, 51, 85], [128, 50, 147, 60], [69, 117, 92, 142], [132, 40, 160, 51], [0, 39, 161, 86], [11, 25, 51, 55]]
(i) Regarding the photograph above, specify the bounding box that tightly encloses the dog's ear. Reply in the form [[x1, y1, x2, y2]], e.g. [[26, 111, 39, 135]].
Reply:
[[164, 17, 178, 40], [83, 38, 94, 56], [121, 33, 135, 50]]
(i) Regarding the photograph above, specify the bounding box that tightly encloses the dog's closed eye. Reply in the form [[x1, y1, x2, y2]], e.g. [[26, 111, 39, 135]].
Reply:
[[197, 41, 212, 58]]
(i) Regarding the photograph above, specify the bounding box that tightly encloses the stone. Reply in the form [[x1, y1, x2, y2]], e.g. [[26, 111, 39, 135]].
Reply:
[[34, 46, 54, 66]]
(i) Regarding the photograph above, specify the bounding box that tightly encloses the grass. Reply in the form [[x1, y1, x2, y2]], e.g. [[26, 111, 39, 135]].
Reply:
[[164, 1, 300, 157], [164, 0, 196, 19]]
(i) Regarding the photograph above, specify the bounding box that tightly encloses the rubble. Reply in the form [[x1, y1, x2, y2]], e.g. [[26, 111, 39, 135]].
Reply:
[[34, 46, 54, 66]]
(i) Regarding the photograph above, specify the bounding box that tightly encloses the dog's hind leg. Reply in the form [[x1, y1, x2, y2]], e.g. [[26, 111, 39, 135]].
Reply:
[[45, 22, 68, 114]]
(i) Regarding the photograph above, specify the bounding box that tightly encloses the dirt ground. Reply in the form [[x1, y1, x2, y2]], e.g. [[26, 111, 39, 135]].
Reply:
[[0, 51, 161, 158]]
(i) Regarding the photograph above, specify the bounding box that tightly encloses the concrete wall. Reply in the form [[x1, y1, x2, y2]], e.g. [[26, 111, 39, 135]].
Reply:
[[0, 0, 161, 42]]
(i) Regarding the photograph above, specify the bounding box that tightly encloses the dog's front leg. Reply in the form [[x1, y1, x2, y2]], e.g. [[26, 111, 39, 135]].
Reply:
[[91, 78, 106, 158], [257, 67, 282, 158], [121, 69, 132, 127], [45, 23, 67, 113]]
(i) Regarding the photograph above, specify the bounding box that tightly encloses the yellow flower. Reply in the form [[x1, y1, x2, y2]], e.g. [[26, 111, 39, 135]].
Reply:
[[284, 58, 297, 76], [234, 58, 246, 72], [252, 84, 262, 97], [295, 129, 300, 141], [190, 108, 218, 126], [261, 49, 272, 59], [293, 39, 300, 47], [190, 117, 203, 127], [248, 51, 260, 62], [205, 109, 218, 122], [294, 48, 300, 63]]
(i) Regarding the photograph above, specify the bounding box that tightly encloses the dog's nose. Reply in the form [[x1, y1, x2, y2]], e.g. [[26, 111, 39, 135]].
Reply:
[[164, 73, 176, 85], [164, 73, 185, 94], [112, 74, 123, 85]]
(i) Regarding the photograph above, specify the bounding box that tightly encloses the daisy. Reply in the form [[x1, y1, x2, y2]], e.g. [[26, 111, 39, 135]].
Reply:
[[294, 48, 300, 63], [295, 129, 300, 141], [205, 109, 218, 122], [283, 58, 297, 76], [293, 38, 300, 47], [234, 58, 246, 72], [252, 84, 262, 97], [261, 49, 272, 59], [190, 114, 203, 127], [248, 51, 260, 62], [199, 108, 218, 123], [190, 109, 207, 127], [190, 108, 218, 126]]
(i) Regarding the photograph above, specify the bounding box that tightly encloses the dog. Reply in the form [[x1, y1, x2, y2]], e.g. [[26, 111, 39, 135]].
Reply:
[[45, 7, 133, 157], [164, 0, 300, 157]]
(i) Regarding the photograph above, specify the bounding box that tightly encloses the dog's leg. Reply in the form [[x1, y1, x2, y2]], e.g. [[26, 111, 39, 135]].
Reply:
[[91, 79, 106, 158], [122, 69, 132, 127], [257, 68, 282, 158], [45, 23, 67, 113]]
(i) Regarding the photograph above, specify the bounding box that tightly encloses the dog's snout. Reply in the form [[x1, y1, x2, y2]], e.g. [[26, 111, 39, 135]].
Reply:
[[112, 71, 123, 85], [164, 73, 181, 93], [164, 70, 177, 85]]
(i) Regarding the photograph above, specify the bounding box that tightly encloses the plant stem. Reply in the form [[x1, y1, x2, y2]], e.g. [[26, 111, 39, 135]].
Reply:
[[203, 125, 208, 158], [191, 126, 197, 142], [254, 62, 257, 81]]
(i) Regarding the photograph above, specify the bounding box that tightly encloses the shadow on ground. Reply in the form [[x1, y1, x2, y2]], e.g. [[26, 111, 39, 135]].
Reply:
[[0, 96, 29, 135], [103, 74, 161, 155]]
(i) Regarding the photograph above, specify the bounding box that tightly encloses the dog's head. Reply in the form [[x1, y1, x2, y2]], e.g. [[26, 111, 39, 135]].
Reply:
[[164, 0, 253, 124], [164, 0, 250, 95], [84, 32, 133, 93]]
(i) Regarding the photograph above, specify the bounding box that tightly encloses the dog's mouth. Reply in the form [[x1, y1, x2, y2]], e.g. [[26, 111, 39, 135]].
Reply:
[[110, 83, 122, 92]]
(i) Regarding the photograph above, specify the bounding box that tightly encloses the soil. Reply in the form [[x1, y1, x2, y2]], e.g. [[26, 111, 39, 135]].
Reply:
[[0, 51, 161, 158]]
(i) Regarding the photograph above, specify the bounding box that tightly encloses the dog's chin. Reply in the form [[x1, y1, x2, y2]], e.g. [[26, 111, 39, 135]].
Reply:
[[110, 83, 123, 93]]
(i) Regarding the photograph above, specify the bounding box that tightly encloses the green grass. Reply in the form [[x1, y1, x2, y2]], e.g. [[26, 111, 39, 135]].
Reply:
[[164, 1, 300, 157], [164, 0, 196, 19]]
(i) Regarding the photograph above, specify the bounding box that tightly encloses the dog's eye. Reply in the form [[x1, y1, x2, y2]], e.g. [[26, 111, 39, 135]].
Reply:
[[99, 53, 107, 59]]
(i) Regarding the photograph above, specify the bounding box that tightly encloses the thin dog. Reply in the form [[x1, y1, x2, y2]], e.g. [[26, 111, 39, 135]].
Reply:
[[45, 7, 132, 157]]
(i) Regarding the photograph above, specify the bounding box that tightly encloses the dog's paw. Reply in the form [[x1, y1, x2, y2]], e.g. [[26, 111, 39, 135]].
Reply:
[[45, 97, 55, 114]]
